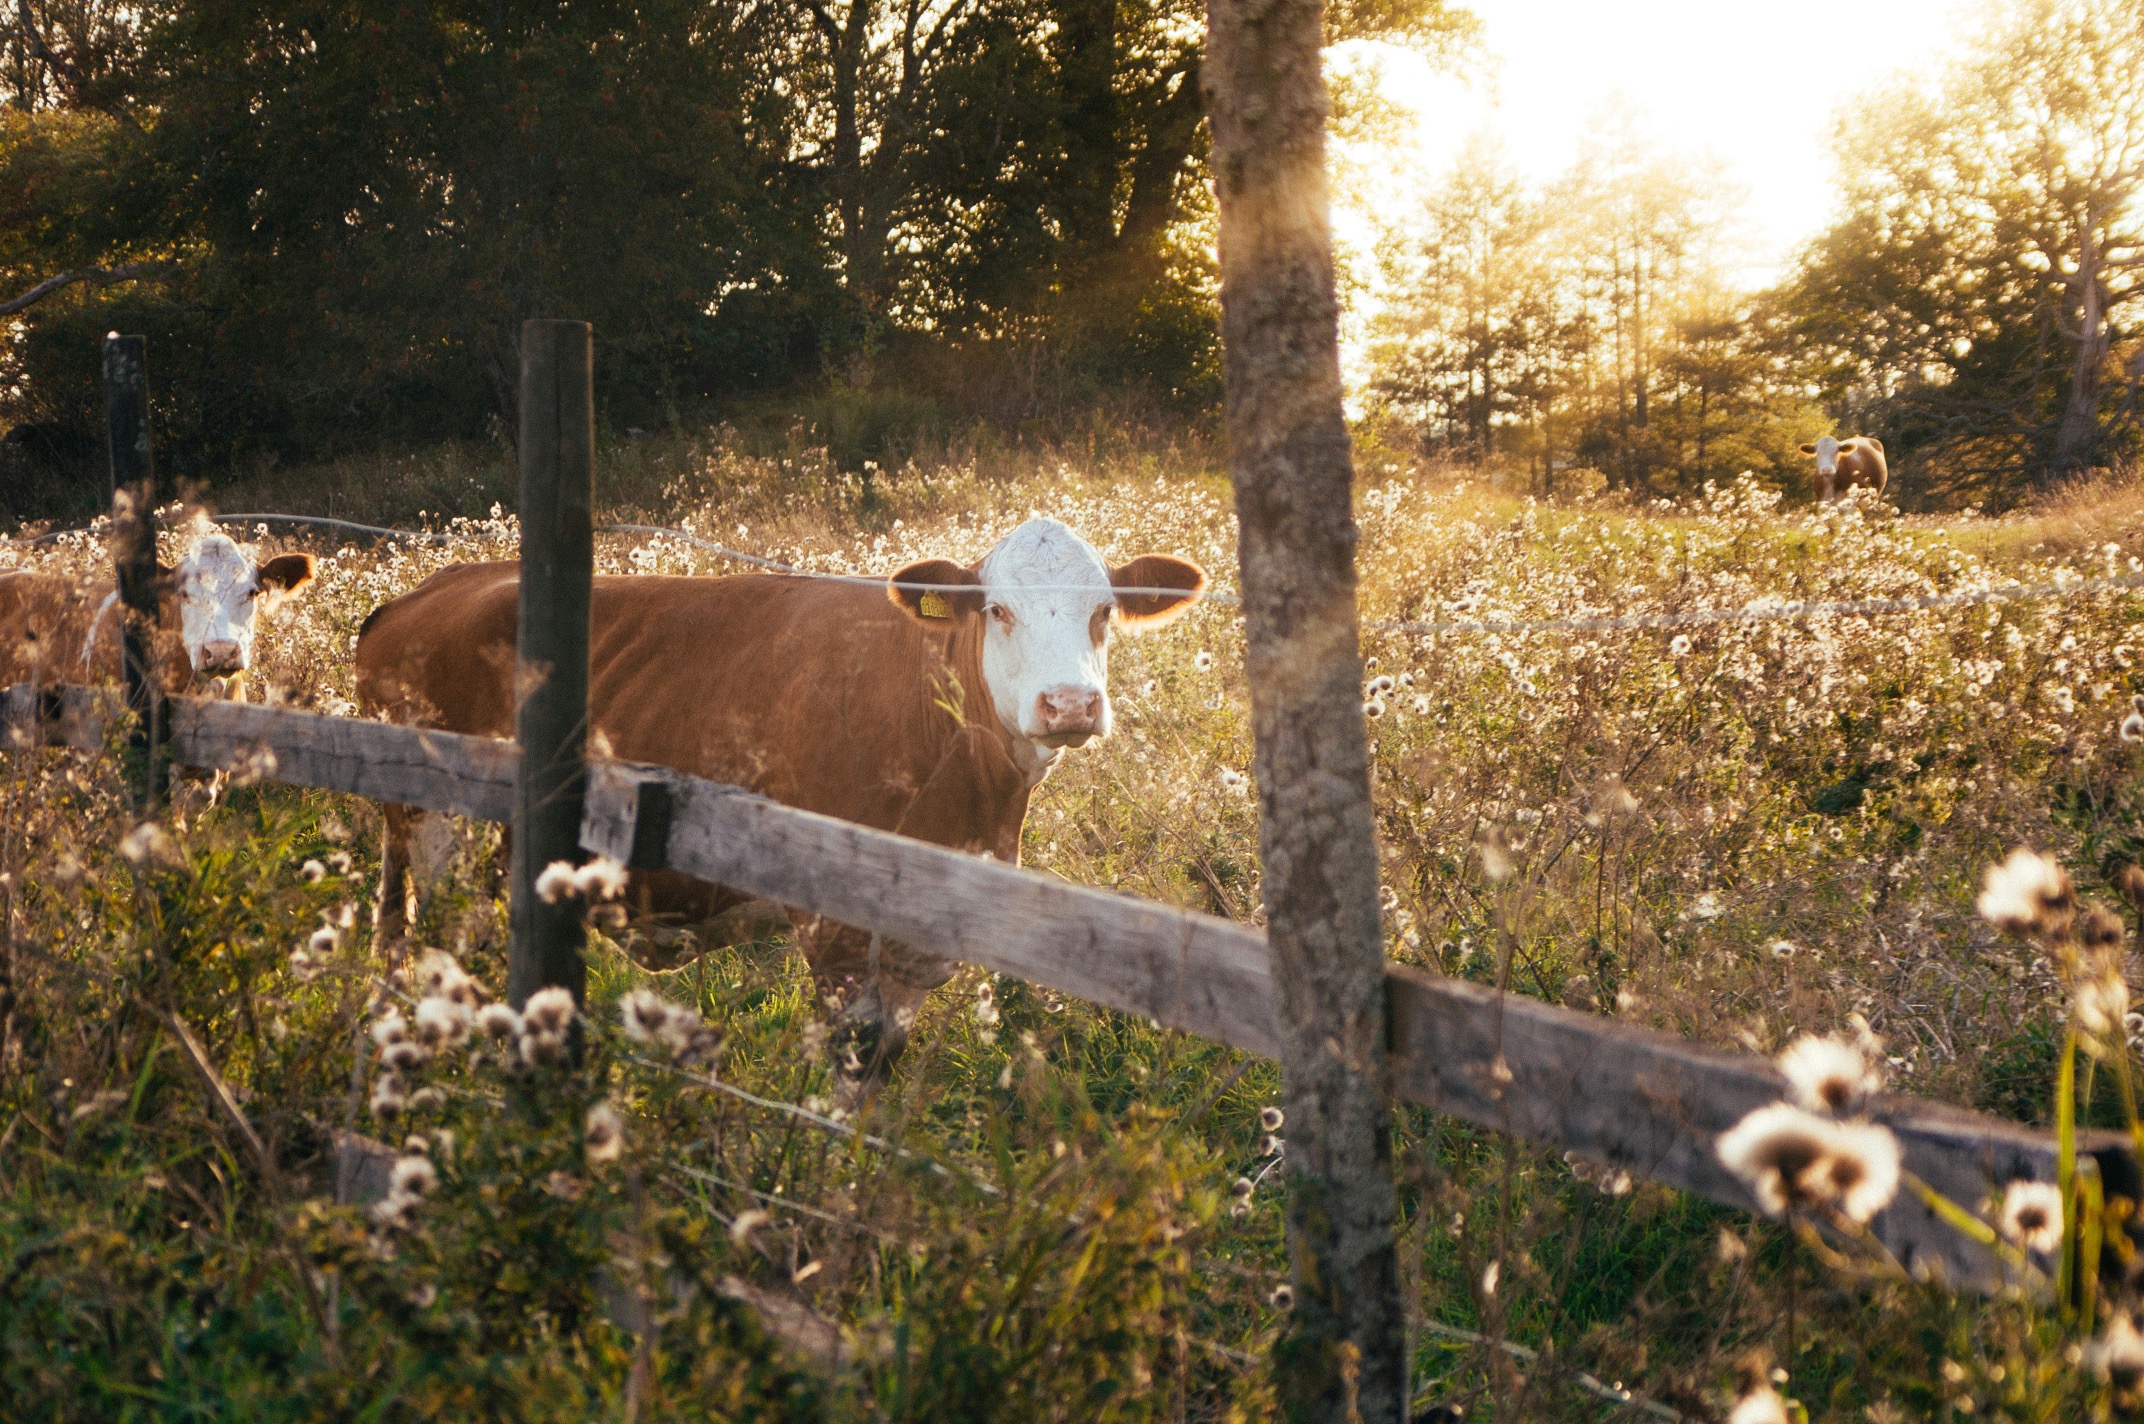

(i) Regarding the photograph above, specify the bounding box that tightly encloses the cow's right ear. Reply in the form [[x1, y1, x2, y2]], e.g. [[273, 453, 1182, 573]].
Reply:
[[888, 559, 985, 621], [1798, 443, 1818, 454], [258, 553, 317, 596]]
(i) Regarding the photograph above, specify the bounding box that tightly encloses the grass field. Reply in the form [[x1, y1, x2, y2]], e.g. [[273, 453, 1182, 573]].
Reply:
[[5, 428, 2143, 1420]]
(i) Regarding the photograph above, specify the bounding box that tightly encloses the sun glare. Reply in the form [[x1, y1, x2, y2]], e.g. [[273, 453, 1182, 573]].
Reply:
[[1340, 0, 1972, 280]]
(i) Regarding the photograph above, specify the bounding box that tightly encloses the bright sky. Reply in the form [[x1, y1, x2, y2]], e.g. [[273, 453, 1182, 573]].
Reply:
[[1354, 0, 1977, 281]]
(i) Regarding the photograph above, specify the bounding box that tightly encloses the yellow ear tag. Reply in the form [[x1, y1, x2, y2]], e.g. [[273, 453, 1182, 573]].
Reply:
[[917, 590, 952, 619]]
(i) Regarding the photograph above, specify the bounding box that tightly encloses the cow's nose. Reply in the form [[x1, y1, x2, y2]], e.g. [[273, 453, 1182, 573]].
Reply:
[[1035, 686, 1103, 736], [198, 640, 245, 672]]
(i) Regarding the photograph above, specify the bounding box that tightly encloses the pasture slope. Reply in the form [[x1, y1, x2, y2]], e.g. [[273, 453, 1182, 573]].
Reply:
[[5, 429, 2144, 1422]]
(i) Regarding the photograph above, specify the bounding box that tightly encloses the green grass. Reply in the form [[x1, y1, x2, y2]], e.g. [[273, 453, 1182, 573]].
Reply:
[[6, 438, 2144, 1419]]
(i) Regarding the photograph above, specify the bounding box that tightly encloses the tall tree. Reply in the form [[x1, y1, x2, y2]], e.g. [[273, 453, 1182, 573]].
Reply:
[[1783, 0, 2144, 496], [1204, 0, 1404, 1420]]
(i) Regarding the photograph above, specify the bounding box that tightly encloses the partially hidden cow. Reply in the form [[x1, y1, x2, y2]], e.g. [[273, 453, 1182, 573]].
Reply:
[[1798, 435, 1888, 503], [0, 533, 317, 699], [354, 517, 1206, 1089]]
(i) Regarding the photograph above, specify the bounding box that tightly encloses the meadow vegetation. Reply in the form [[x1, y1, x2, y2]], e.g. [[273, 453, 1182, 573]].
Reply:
[[7, 433, 2144, 1419]]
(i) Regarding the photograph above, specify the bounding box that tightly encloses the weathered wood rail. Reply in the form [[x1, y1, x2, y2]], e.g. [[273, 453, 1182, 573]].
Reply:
[[4, 681, 2118, 1288]]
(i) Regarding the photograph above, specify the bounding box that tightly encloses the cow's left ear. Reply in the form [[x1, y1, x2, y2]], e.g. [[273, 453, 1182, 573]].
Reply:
[[1112, 555, 1207, 628], [257, 553, 317, 597], [1798, 443, 1818, 454], [889, 559, 985, 621]]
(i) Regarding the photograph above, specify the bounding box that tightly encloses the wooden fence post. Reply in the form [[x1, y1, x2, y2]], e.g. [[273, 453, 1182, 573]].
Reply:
[[102, 333, 161, 809], [1202, 5, 1407, 1419], [507, 319, 595, 1009]]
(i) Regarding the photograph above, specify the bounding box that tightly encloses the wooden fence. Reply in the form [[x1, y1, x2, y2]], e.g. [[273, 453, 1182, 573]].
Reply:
[[3, 680, 2119, 1290]]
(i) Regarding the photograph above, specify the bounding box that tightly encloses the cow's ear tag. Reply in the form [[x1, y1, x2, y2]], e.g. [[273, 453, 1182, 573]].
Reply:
[[918, 590, 952, 619]]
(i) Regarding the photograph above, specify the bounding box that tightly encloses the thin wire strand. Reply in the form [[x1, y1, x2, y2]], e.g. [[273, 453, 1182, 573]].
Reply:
[[1411, 1316, 1683, 1421], [623, 1054, 1002, 1198], [11, 509, 2137, 641], [600, 521, 1234, 603], [1375, 571, 2144, 638], [214, 513, 454, 544]]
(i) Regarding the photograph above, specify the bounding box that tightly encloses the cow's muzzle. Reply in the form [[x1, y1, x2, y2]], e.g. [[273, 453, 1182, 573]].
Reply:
[[1035, 686, 1103, 745], [195, 640, 246, 674]]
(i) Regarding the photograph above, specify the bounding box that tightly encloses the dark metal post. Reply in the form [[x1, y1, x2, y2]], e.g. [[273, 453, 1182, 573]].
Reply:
[[103, 334, 161, 809], [507, 320, 594, 1008]]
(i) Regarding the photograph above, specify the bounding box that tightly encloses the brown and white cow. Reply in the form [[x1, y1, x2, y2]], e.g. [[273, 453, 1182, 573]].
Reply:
[[0, 533, 316, 698], [354, 517, 1206, 1088], [1798, 435, 1888, 503]]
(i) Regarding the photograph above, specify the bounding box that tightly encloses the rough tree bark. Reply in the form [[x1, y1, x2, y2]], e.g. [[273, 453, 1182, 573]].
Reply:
[[1201, 2, 1406, 1419], [2052, 219, 2111, 481]]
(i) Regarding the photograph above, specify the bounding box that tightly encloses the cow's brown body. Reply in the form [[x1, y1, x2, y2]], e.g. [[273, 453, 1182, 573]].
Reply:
[[1803, 435, 1888, 502], [0, 538, 313, 701], [0, 571, 189, 694], [356, 563, 1033, 1077]]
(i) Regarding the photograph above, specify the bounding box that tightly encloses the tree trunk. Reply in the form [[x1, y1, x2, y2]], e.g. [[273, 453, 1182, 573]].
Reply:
[[2052, 222, 2107, 482], [1201, 1, 1406, 1419]]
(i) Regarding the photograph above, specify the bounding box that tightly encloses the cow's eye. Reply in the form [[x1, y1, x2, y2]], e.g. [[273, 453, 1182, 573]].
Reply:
[[1089, 606, 1110, 644], [985, 603, 1014, 628]]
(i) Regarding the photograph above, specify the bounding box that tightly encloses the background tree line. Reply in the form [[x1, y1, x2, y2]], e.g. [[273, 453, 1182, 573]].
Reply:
[[1368, 0, 2144, 509], [0, 0, 1466, 506]]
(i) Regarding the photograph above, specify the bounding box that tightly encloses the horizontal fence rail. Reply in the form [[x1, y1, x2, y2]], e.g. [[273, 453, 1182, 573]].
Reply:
[[3, 682, 2117, 1289]]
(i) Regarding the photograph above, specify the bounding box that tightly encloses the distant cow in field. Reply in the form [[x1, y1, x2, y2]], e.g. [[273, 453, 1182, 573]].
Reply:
[[355, 517, 1206, 1089], [0, 533, 316, 698], [1799, 435, 1888, 502]]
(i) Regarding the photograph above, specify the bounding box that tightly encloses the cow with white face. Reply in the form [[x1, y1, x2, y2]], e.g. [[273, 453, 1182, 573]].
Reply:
[[0, 533, 316, 698], [1798, 435, 1888, 504], [885, 519, 1203, 784], [170, 535, 319, 686], [356, 516, 1206, 1091]]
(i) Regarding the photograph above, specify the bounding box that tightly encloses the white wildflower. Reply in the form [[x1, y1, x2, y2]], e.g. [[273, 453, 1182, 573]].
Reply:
[[476, 1003, 522, 1040], [369, 1075, 408, 1121], [1716, 1103, 1839, 1216], [1259, 1105, 1284, 1133], [412, 994, 468, 1048], [369, 1189, 422, 1231], [390, 1154, 437, 1197], [575, 855, 628, 902], [300, 858, 326, 883], [2077, 973, 2131, 1038], [2087, 1311, 2144, 1401], [1727, 1384, 1789, 1424], [1976, 848, 2071, 934], [1819, 1120, 1903, 1223], [584, 1101, 625, 1165], [379, 1039, 429, 1073], [619, 988, 678, 1045], [522, 986, 576, 1036], [370, 1008, 409, 1047], [1194, 650, 1214, 672], [534, 860, 580, 904], [1669, 634, 1692, 657], [1777, 1034, 1881, 1116], [1994, 1180, 2064, 1255], [118, 822, 171, 866]]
